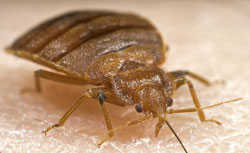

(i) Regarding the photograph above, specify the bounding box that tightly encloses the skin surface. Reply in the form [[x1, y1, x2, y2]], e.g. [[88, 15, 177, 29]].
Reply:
[[1, 0, 250, 153]]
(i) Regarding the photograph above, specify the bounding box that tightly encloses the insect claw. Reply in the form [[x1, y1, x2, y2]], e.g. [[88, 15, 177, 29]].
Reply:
[[97, 139, 106, 148], [42, 127, 51, 136], [97, 142, 102, 148], [97, 131, 114, 147], [42, 124, 59, 136], [42, 130, 47, 136], [203, 119, 222, 126]]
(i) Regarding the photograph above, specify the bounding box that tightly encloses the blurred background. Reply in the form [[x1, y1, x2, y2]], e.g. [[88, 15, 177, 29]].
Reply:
[[0, 0, 249, 153]]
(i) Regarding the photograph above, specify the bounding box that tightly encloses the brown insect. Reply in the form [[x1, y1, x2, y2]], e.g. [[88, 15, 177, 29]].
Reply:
[[6, 10, 241, 152]]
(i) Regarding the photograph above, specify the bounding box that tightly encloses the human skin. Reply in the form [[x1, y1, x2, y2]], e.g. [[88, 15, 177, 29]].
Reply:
[[0, 0, 250, 153]]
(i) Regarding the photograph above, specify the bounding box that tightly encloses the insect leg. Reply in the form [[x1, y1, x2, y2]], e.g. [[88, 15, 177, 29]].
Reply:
[[42, 91, 90, 135], [85, 88, 115, 147], [86, 88, 148, 147], [170, 70, 210, 86], [42, 87, 116, 146], [33, 69, 88, 92], [167, 98, 241, 114], [98, 114, 151, 146], [173, 77, 221, 125], [155, 114, 166, 137], [97, 91, 114, 147]]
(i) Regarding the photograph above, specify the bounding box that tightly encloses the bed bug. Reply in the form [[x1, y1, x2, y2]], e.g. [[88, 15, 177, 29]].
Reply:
[[6, 10, 241, 153]]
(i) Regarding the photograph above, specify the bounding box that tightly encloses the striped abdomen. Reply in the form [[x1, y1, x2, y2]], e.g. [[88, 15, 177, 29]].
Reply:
[[8, 11, 166, 77]]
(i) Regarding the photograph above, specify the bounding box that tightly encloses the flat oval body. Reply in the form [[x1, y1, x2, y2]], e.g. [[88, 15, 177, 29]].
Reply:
[[7, 10, 167, 80]]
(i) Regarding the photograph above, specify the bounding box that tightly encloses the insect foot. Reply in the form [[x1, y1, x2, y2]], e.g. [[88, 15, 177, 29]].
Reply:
[[42, 124, 60, 136], [97, 130, 114, 148], [202, 119, 221, 126]]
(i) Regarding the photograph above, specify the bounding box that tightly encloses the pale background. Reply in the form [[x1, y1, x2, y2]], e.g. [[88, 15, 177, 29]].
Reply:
[[0, 0, 250, 153]]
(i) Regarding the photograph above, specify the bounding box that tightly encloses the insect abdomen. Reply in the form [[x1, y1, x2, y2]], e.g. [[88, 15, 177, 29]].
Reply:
[[8, 11, 166, 76]]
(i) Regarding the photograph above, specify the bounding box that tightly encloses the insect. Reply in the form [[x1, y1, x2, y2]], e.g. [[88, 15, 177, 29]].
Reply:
[[6, 10, 241, 152]]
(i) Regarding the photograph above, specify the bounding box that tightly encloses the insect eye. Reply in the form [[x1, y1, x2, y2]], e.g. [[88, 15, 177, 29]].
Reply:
[[167, 97, 173, 107], [135, 103, 143, 113]]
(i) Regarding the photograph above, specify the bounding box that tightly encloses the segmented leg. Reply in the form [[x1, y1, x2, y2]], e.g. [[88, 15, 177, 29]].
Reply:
[[42, 91, 90, 135], [169, 70, 221, 125], [42, 88, 115, 142], [80, 88, 152, 147], [170, 70, 211, 87], [41, 86, 146, 147], [98, 114, 151, 146], [155, 114, 166, 137], [185, 79, 221, 125], [33, 69, 88, 92], [88, 89, 151, 147], [96, 91, 114, 147], [166, 98, 241, 114]]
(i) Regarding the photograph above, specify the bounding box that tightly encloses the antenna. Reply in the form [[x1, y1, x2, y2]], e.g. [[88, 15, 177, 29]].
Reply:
[[165, 120, 188, 153]]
